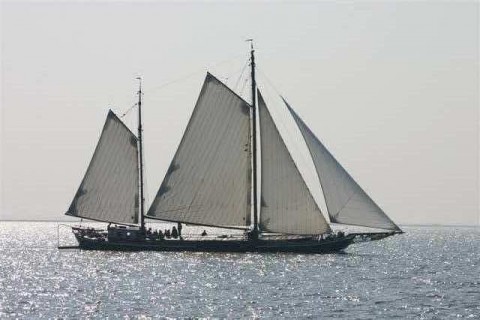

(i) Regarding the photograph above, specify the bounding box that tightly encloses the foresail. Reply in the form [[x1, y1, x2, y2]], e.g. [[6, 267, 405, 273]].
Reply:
[[66, 111, 139, 224], [258, 91, 331, 235], [285, 100, 401, 231], [147, 73, 251, 229]]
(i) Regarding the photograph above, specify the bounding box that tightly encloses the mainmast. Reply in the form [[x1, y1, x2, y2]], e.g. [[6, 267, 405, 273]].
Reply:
[[137, 77, 145, 231], [248, 40, 259, 237]]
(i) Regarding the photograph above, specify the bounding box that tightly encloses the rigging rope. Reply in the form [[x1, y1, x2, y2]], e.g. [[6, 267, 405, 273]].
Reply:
[[239, 77, 249, 98], [120, 103, 138, 118], [256, 66, 283, 97], [114, 54, 250, 120], [145, 53, 247, 93], [221, 59, 249, 89], [232, 59, 249, 91]]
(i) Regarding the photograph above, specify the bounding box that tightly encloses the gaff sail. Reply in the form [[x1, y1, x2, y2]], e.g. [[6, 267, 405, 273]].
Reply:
[[146, 73, 252, 229], [66, 110, 139, 225]]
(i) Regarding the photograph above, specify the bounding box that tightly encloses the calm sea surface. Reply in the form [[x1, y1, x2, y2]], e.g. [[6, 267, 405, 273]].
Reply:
[[0, 222, 478, 319]]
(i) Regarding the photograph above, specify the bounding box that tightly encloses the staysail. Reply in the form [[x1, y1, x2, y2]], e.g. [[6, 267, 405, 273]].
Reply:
[[285, 100, 401, 231], [147, 73, 251, 229], [258, 91, 331, 235], [66, 110, 139, 224]]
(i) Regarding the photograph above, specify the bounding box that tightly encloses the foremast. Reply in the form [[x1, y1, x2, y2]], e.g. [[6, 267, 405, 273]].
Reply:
[[137, 77, 146, 231], [248, 40, 260, 239]]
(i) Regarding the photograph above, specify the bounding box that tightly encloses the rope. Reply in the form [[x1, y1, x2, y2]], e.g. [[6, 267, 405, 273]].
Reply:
[[120, 103, 138, 118], [256, 66, 283, 97], [239, 77, 249, 98], [222, 59, 249, 88], [114, 54, 249, 119], [233, 59, 249, 91], [146, 53, 247, 93]]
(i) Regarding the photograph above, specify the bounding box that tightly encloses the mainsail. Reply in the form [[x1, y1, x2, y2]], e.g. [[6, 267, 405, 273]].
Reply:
[[285, 100, 401, 231], [147, 73, 252, 229], [66, 110, 139, 224], [258, 92, 332, 235]]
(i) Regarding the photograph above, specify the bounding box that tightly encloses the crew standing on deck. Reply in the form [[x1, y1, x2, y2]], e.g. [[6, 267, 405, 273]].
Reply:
[[171, 226, 178, 239], [177, 223, 182, 237]]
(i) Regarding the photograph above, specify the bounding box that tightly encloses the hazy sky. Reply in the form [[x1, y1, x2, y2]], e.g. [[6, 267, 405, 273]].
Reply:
[[1, 1, 478, 226]]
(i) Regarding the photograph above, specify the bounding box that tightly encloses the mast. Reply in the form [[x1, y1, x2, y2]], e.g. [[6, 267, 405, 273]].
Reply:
[[137, 77, 145, 231], [248, 39, 259, 236]]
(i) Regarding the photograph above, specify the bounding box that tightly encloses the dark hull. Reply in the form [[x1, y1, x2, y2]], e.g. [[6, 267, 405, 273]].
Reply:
[[74, 235, 355, 253]]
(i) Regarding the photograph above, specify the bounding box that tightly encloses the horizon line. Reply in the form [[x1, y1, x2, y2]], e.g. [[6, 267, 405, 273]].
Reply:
[[0, 219, 479, 228]]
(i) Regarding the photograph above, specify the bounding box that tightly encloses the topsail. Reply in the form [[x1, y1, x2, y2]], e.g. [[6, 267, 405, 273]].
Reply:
[[66, 111, 139, 225], [285, 100, 401, 231]]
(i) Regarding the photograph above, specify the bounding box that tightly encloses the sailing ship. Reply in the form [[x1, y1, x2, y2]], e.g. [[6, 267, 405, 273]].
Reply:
[[64, 44, 403, 253]]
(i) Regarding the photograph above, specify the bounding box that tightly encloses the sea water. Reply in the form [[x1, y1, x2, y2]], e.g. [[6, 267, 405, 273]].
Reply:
[[0, 222, 478, 319]]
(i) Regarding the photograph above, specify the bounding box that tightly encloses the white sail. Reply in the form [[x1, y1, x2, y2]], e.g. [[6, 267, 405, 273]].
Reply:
[[258, 91, 331, 235], [147, 73, 251, 229], [285, 100, 401, 231], [66, 111, 139, 224]]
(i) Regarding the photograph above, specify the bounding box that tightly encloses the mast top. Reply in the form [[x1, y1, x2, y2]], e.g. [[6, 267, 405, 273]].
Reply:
[[246, 39, 254, 55], [136, 76, 142, 94]]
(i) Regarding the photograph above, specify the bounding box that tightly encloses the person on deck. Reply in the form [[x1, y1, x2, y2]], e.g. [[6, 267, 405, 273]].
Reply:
[[201, 230, 207, 236], [171, 226, 178, 239], [165, 229, 171, 238], [177, 223, 182, 237]]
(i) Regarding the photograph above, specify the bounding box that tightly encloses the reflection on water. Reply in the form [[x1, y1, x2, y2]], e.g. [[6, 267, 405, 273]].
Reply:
[[0, 222, 479, 318]]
